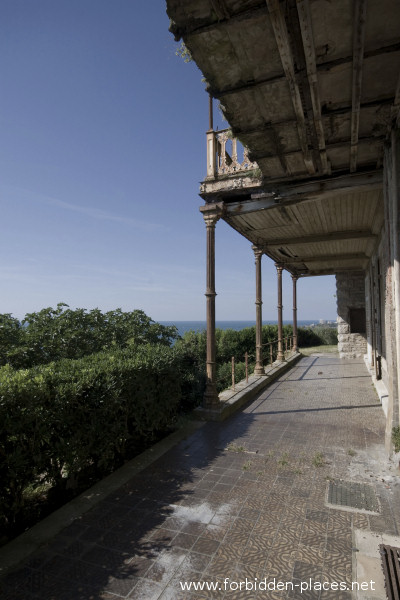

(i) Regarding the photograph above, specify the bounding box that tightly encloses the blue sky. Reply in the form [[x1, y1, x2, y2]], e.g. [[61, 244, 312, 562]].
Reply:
[[0, 0, 337, 322]]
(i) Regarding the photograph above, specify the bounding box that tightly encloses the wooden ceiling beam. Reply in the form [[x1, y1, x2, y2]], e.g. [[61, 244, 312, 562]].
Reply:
[[298, 267, 367, 277], [222, 170, 382, 216], [265, 0, 315, 175], [278, 253, 369, 264], [350, 0, 367, 173], [263, 230, 377, 247], [251, 134, 385, 163]]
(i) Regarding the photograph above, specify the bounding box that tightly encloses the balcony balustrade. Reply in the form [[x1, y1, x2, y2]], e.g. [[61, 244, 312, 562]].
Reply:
[[206, 128, 258, 179]]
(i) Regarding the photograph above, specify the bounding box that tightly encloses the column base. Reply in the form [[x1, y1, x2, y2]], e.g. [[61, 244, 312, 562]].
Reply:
[[254, 366, 266, 375], [277, 352, 285, 362], [203, 382, 220, 408]]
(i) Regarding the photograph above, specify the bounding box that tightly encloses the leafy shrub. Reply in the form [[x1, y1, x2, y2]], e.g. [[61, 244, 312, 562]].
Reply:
[[0, 304, 178, 369], [174, 331, 207, 410], [0, 344, 181, 537], [217, 360, 250, 392], [297, 326, 337, 347]]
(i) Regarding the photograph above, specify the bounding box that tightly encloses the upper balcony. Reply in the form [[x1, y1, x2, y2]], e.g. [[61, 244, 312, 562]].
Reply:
[[206, 128, 258, 179], [201, 125, 262, 197]]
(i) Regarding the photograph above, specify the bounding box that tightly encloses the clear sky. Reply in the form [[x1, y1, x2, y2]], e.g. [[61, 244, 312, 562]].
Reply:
[[0, 0, 337, 322]]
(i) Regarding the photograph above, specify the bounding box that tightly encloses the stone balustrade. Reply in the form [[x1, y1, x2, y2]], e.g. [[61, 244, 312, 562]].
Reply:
[[206, 128, 258, 179]]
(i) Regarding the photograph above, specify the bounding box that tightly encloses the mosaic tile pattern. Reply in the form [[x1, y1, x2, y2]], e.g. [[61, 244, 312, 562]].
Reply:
[[1, 355, 399, 599]]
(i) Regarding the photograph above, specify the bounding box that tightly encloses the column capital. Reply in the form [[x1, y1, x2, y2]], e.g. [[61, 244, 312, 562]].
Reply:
[[252, 245, 264, 260], [291, 274, 298, 282], [275, 262, 284, 274], [200, 202, 224, 228]]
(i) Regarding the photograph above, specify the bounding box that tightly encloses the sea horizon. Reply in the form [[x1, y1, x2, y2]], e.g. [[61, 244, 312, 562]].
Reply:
[[159, 319, 337, 337]]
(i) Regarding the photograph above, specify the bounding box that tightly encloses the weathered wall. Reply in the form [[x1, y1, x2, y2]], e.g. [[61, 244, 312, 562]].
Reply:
[[336, 271, 367, 358], [382, 128, 400, 447]]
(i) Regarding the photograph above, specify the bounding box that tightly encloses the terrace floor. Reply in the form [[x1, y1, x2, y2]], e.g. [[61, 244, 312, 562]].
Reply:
[[1, 353, 400, 599]]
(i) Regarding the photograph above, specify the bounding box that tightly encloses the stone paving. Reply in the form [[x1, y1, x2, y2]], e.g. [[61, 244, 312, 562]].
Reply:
[[1, 354, 399, 600]]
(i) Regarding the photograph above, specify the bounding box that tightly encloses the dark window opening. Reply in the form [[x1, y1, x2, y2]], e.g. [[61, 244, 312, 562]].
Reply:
[[349, 307, 366, 334]]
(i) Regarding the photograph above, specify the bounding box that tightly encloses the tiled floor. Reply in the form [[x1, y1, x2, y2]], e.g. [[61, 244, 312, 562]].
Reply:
[[1, 354, 399, 599]]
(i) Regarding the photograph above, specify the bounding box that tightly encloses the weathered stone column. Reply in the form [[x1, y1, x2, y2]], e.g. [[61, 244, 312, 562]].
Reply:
[[292, 274, 298, 352], [200, 203, 223, 407], [252, 246, 265, 374], [276, 263, 284, 361]]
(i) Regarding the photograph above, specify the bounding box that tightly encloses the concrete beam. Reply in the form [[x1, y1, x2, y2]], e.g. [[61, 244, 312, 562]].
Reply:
[[297, 0, 330, 174], [350, 0, 367, 173], [266, 0, 315, 175]]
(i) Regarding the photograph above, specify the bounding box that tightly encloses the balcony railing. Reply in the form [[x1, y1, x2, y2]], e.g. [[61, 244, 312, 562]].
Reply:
[[206, 128, 258, 179]]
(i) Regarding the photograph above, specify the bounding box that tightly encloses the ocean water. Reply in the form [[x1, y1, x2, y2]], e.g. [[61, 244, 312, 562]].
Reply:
[[159, 320, 335, 338]]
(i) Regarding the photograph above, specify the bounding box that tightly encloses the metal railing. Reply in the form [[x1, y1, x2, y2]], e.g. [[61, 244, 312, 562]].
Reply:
[[228, 337, 295, 390], [230, 352, 250, 391], [262, 336, 295, 367]]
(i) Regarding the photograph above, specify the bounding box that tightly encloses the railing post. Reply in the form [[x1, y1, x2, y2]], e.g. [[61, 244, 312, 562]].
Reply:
[[206, 96, 216, 179], [270, 343, 273, 366], [245, 352, 248, 383], [276, 263, 285, 361], [206, 130, 217, 179], [292, 274, 298, 352], [232, 356, 235, 390], [200, 203, 224, 408], [253, 245, 265, 375]]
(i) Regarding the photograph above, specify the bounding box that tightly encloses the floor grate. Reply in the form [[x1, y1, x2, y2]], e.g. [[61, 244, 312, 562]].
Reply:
[[380, 545, 400, 600], [326, 479, 379, 513]]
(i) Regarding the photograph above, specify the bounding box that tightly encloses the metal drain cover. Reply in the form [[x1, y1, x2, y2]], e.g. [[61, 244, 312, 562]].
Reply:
[[380, 545, 400, 600], [327, 480, 379, 513]]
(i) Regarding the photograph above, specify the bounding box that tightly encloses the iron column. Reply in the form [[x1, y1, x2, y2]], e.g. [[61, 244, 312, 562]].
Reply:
[[276, 263, 284, 361], [253, 245, 265, 374], [292, 274, 298, 352], [200, 203, 223, 407]]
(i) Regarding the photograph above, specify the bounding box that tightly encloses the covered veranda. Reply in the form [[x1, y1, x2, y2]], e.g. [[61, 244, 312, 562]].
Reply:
[[166, 0, 400, 450]]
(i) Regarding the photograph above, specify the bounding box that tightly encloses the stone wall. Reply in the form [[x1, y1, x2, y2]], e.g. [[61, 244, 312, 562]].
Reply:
[[336, 271, 367, 359]]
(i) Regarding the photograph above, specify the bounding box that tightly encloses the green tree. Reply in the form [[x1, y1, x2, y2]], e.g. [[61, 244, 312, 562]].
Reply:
[[0, 304, 178, 368]]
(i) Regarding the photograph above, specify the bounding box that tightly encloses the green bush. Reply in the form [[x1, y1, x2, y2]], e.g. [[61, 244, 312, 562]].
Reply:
[[0, 304, 178, 369], [174, 331, 207, 410], [217, 360, 250, 392], [297, 325, 337, 347], [0, 344, 181, 536]]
